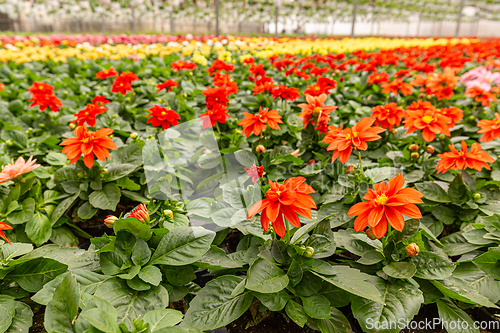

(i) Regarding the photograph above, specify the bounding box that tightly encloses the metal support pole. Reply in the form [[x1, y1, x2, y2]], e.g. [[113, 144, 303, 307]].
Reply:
[[170, 6, 174, 35], [455, 0, 465, 38], [275, 1, 279, 39], [215, 0, 219, 36], [416, 14, 421, 37], [350, 0, 358, 38], [131, 6, 136, 33], [101, 11, 106, 34]]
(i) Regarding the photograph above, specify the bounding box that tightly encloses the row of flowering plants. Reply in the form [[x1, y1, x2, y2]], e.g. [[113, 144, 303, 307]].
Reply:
[[0, 36, 500, 333]]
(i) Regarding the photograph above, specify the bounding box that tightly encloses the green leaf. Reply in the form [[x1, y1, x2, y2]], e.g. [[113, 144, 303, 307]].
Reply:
[[432, 206, 455, 225], [131, 238, 152, 266], [285, 300, 308, 328], [1, 243, 33, 259], [436, 298, 479, 333], [78, 294, 120, 333], [104, 164, 139, 182], [94, 278, 169, 331], [311, 261, 383, 304], [113, 218, 152, 241], [415, 182, 451, 203], [0, 295, 16, 333], [383, 262, 417, 279], [352, 278, 424, 333], [253, 290, 290, 311], [44, 273, 79, 333], [5, 302, 33, 333], [311, 307, 352, 333], [144, 309, 184, 332], [196, 245, 245, 270], [181, 275, 253, 331], [409, 251, 455, 280], [150, 227, 215, 266], [26, 212, 52, 246], [472, 247, 500, 280], [441, 232, 483, 256], [8, 258, 68, 292], [448, 175, 469, 204], [50, 192, 79, 226], [7, 198, 35, 225], [139, 266, 162, 286], [301, 295, 331, 319], [77, 201, 98, 220], [88, 183, 121, 211], [245, 258, 289, 294], [431, 277, 499, 308]]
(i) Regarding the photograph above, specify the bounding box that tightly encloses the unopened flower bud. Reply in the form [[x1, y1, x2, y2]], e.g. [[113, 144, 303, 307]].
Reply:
[[467, 115, 475, 121], [405, 243, 419, 257], [281, 140, 288, 145], [291, 149, 300, 157], [163, 209, 174, 220], [391, 129, 398, 135], [304, 246, 315, 258], [438, 134, 446, 140], [346, 164, 356, 174], [39, 123, 45, 128], [104, 215, 118, 228], [426, 145, 435, 154], [473, 192, 481, 200], [64, 90, 68, 95], [5, 139, 13, 147], [69, 123, 76, 130], [409, 144, 419, 151], [411, 152, 419, 159], [130, 132, 138, 139], [77, 172, 84, 178], [256, 145, 266, 153], [25, 128, 33, 135], [365, 229, 376, 240], [307, 159, 315, 165], [101, 168, 108, 175], [339, 77, 345, 82]]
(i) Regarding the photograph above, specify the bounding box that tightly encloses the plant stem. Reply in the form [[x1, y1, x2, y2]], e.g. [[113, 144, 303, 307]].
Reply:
[[357, 149, 366, 179], [284, 217, 291, 245], [215, 122, 221, 134]]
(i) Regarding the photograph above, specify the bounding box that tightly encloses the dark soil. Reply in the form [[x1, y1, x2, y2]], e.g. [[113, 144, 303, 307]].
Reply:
[[171, 299, 187, 314], [29, 306, 45, 333], [227, 310, 318, 333], [225, 229, 242, 253]]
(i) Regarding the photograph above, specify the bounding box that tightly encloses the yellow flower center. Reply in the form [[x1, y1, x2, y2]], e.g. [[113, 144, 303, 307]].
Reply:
[[313, 107, 322, 114], [161, 111, 166, 116], [422, 116, 434, 124], [495, 119, 500, 125], [81, 138, 89, 143], [84, 112, 89, 115], [314, 86, 320, 90], [375, 193, 389, 205], [39, 85, 43, 89], [275, 190, 281, 196]]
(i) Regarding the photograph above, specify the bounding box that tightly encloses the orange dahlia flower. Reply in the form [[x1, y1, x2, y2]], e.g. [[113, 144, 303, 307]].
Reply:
[[348, 174, 423, 239], [436, 140, 495, 174], [238, 107, 282, 137], [466, 87, 497, 107], [477, 112, 500, 142], [0, 222, 12, 244], [0, 156, 40, 184], [127, 204, 150, 223], [247, 177, 316, 238], [367, 72, 389, 85], [425, 67, 459, 100], [60, 125, 117, 168], [437, 106, 463, 128], [323, 117, 385, 164], [370, 103, 405, 130], [403, 100, 451, 142], [381, 78, 413, 96], [297, 94, 338, 133]]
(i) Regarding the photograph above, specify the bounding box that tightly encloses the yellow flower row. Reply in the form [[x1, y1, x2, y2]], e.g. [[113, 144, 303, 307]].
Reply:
[[0, 37, 475, 63]]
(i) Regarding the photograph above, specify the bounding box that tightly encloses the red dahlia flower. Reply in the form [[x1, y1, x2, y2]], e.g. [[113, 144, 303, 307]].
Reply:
[[348, 174, 423, 239], [146, 105, 180, 129], [244, 164, 264, 183], [208, 59, 235, 76], [71, 103, 107, 127], [28, 82, 62, 112], [247, 177, 316, 238], [367, 72, 389, 85], [111, 72, 138, 95], [203, 86, 230, 109], [171, 60, 197, 72], [466, 87, 497, 107], [200, 104, 230, 129], [156, 79, 178, 92], [297, 94, 337, 133], [381, 78, 413, 96], [92, 95, 110, 105], [96, 67, 118, 79], [272, 85, 300, 102]]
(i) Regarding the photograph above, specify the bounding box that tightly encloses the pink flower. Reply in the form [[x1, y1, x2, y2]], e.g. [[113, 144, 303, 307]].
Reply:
[[0, 156, 40, 184], [461, 66, 500, 92]]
